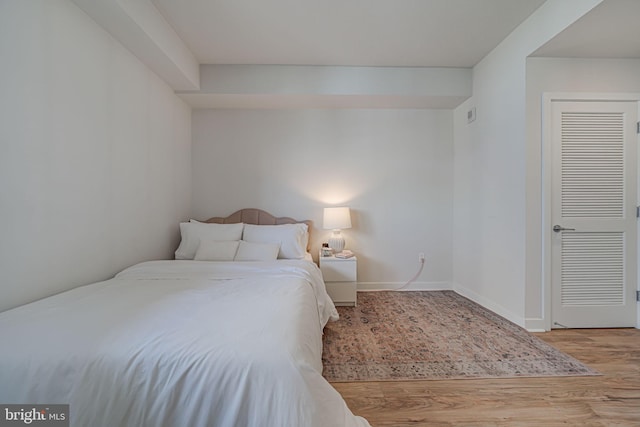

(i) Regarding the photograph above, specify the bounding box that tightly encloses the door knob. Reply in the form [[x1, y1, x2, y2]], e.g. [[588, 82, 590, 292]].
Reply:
[[553, 225, 576, 232]]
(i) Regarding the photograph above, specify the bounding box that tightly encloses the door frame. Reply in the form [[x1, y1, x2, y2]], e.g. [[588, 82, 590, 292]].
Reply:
[[542, 92, 640, 331]]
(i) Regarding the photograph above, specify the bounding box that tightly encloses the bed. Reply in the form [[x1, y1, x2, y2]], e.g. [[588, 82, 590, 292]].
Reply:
[[0, 209, 370, 427]]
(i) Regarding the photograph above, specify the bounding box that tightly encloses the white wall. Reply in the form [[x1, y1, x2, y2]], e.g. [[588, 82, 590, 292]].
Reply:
[[197, 65, 472, 97], [70, 0, 200, 90], [0, 0, 192, 312], [525, 57, 640, 329], [192, 109, 453, 288], [452, 0, 601, 326], [182, 65, 472, 109]]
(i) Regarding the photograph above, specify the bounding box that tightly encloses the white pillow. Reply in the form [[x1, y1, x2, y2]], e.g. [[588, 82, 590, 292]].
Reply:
[[234, 241, 280, 261], [242, 223, 308, 259], [175, 222, 244, 260], [189, 219, 216, 224], [194, 240, 240, 261]]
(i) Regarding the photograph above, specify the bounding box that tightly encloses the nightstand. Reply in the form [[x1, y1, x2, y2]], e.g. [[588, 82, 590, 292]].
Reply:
[[318, 253, 357, 306]]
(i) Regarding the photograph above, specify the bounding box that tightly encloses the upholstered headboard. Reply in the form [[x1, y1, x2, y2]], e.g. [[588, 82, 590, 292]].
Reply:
[[204, 209, 313, 251]]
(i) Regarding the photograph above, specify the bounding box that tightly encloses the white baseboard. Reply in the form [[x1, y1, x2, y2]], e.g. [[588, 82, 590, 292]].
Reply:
[[524, 318, 548, 333], [452, 282, 526, 328], [357, 281, 451, 292]]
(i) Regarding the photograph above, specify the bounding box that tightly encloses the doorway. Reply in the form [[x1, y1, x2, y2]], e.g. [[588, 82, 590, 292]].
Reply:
[[547, 98, 638, 328]]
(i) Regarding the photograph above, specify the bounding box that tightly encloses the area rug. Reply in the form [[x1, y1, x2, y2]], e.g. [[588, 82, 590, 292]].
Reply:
[[322, 291, 599, 382]]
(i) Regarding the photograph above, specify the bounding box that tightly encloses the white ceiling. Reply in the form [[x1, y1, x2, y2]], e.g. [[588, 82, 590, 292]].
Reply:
[[141, 0, 640, 109], [151, 0, 546, 67], [532, 0, 640, 59]]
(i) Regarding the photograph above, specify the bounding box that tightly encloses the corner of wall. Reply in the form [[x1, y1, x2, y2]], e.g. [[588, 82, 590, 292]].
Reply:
[[452, 282, 526, 329]]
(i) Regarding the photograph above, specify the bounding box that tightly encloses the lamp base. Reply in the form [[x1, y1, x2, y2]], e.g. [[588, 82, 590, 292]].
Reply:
[[328, 232, 345, 253]]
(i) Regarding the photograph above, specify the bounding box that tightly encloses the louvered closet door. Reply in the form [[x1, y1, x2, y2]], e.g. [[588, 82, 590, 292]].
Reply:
[[551, 101, 637, 328]]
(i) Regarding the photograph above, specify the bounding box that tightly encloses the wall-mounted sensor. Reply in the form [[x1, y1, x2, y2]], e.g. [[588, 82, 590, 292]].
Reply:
[[467, 107, 476, 124]]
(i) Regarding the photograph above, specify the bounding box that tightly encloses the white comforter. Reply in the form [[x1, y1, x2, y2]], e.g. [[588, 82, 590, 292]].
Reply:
[[0, 260, 370, 427]]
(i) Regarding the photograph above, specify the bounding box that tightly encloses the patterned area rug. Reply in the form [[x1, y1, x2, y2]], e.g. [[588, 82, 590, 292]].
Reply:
[[322, 291, 599, 382]]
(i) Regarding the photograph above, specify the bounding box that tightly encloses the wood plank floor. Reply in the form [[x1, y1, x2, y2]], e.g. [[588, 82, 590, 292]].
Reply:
[[331, 328, 640, 426]]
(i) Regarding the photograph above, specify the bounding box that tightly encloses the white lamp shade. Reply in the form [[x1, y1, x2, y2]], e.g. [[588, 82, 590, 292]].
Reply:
[[323, 207, 352, 230]]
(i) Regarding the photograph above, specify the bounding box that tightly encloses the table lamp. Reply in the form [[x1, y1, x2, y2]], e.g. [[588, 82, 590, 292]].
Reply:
[[323, 207, 352, 253]]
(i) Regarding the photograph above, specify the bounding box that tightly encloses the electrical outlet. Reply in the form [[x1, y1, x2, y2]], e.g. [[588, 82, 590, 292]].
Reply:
[[418, 252, 425, 262]]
